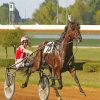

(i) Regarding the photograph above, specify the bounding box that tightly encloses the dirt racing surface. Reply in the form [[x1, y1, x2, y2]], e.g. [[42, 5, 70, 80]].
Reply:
[[0, 82, 100, 100]]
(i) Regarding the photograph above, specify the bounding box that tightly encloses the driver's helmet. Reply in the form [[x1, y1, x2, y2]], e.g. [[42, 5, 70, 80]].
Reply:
[[21, 36, 28, 42]]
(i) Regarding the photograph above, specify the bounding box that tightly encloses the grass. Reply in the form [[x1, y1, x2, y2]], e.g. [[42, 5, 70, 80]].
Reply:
[[30, 38, 55, 45], [1, 46, 100, 61], [0, 46, 15, 59], [62, 71, 100, 88], [78, 39, 100, 47], [0, 67, 100, 88], [30, 38, 100, 47], [74, 48, 100, 61]]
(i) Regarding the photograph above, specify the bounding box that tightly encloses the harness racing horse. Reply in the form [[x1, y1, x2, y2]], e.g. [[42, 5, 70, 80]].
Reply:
[[22, 21, 86, 97]]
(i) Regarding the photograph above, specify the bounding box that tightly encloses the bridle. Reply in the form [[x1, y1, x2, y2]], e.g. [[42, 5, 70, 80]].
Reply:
[[59, 22, 81, 66], [65, 22, 81, 43]]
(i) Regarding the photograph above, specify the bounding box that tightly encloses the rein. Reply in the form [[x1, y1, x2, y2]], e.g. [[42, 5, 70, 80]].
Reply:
[[55, 39, 73, 45], [67, 41, 78, 66], [59, 24, 80, 66], [63, 40, 73, 45], [8, 44, 47, 68], [60, 40, 79, 66]]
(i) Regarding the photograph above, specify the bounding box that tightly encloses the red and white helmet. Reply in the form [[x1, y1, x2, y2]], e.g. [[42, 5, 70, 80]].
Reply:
[[21, 36, 28, 42]]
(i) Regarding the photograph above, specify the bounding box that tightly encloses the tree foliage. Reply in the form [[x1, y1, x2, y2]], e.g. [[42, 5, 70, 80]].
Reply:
[[0, 0, 99, 25], [69, 0, 92, 24], [0, 4, 9, 24], [95, 10, 100, 24], [0, 3, 21, 24], [0, 30, 11, 58], [32, 0, 57, 24], [0, 30, 10, 48], [88, 0, 100, 24], [0, 29, 25, 56], [32, 0, 100, 25]]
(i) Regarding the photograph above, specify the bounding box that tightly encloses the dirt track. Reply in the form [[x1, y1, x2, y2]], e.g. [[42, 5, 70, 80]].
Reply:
[[0, 83, 100, 100]]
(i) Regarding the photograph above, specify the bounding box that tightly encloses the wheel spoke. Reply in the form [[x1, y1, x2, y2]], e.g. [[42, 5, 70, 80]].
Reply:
[[4, 75, 15, 100], [39, 76, 50, 100]]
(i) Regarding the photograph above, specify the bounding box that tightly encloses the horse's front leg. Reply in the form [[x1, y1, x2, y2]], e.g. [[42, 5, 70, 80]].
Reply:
[[21, 72, 31, 88], [53, 86, 62, 100], [57, 72, 63, 90], [50, 68, 55, 87], [53, 68, 62, 100], [69, 67, 86, 96], [54, 66, 63, 90]]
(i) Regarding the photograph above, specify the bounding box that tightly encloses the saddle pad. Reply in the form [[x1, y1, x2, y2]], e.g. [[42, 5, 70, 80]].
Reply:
[[43, 42, 54, 53]]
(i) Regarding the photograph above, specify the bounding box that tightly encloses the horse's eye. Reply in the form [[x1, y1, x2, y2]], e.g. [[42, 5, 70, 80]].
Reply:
[[70, 25, 75, 30], [72, 26, 75, 30]]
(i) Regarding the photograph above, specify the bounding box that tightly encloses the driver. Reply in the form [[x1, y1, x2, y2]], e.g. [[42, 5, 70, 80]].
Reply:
[[15, 36, 32, 69]]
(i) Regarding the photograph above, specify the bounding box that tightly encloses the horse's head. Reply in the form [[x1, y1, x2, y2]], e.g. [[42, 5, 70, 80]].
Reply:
[[66, 21, 82, 43]]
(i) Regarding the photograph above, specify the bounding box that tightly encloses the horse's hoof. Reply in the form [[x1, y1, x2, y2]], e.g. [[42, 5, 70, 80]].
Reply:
[[50, 83, 55, 87], [57, 85, 63, 90], [58, 96, 62, 100], [80, 91, 86, 96], [21, 83, 27, 88]]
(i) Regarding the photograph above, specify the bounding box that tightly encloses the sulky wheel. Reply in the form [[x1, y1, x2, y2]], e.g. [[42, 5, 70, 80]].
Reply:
[[39, 75, 50, 100], [4, 71, 15, 100]]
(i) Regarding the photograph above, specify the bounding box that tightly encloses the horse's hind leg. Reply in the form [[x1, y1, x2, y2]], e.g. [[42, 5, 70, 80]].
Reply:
[[53, 86, 62, 100], [21, 72, 31, 88], [55, 68, 63, 90], [57, 76, 63, 90], [51, 68, 62, 90], [50, 69, 56, 87], [68, 67, 86, 96]]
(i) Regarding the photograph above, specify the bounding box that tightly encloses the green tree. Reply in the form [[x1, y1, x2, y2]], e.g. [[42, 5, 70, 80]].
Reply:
[[89, 0, 100, 14], [69, 0, 91, 24], [0, 3, 21, 24], [8, 29, 25, 54], [32, 0, 100, 24], [88, 0, 100, 24], [14, 8, 22, 24], [32, 0, 57, 24], [0, 4, 9, 24], [0, 29, 25, 59], [59, 8, 66, 24], [0, 30, 10, 58], [95, 10, 100, 24]]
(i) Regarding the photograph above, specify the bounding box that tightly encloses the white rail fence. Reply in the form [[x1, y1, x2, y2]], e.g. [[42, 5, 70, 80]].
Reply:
[[0, 25, 100, 31]]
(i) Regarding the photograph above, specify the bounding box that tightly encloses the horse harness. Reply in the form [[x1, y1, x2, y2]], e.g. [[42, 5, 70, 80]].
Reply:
[[55, 40, 78, 71]]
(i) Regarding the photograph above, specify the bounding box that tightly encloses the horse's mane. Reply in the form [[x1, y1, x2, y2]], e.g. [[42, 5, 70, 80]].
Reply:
[[59, 25, 68, 41], [59, 21, 80, 41]]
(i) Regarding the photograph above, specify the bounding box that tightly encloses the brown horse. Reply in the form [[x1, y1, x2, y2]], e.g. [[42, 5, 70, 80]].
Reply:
[[22, 21, 86, 96]]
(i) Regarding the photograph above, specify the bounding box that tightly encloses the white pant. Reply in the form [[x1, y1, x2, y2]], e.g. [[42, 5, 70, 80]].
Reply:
[[15, 59, 24, 68]]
